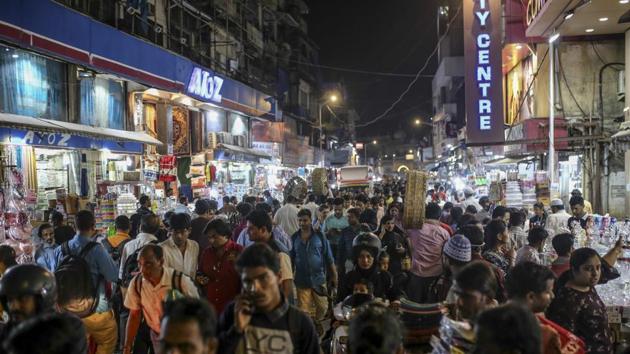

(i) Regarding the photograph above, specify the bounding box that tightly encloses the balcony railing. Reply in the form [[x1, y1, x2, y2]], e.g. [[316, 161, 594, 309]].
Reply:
[[53, 0, 276, 94]]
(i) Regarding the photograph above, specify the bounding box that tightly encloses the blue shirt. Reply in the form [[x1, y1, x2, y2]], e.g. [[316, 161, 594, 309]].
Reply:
[[236, 226, 292, 252], [35, 243, 56, 271], [51, 234, 118, 313], [290, 229, 334, 289], [322, 215, 349, 245]]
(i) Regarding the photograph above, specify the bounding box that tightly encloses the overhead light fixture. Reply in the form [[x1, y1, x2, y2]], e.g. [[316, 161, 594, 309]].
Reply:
[[621, 0, 629, 4], [515, 44, 523, 49], [585, 28, 595, 33], [564, 11, 574, 20], [11, 54, 18, 59], [598, 17, 608, 22], [548, 33, 560, 43]]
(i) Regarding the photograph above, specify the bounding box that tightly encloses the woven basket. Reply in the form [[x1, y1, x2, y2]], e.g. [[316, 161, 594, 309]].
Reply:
[[403, 170, 427, 229], [311, 168, 328, 196]]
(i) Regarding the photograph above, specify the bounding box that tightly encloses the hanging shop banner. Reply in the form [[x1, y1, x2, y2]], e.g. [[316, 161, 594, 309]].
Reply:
[[0, 128, 143, 154], [463, 0, 505, 145], [172, 106, 190, 156]]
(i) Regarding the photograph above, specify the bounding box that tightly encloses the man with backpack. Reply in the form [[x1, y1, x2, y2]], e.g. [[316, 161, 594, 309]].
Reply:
[[103, 215, 132, 267], [130, 195, 155, 238], [51, 210, 118, 354], [119, 214, 162, 287], [123, 244, 199, 354], [118, 214, 161, 354], [290, 209, 337, 335], [217, 243, 319, 354]]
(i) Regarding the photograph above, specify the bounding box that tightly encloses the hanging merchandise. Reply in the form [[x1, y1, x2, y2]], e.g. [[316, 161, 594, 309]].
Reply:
[[159, 155, 177, 182], [207, 163, 216, 183], [488, 181, 502, 202], [143, 154, 159, 182]]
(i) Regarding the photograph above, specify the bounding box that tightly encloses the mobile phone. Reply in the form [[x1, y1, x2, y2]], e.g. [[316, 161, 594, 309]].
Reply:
[[242, 282, 257, 314]]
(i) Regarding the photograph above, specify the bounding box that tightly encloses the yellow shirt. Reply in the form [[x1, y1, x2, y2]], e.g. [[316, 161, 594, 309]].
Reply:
[[584, 200, 593, 214], [109, 232, 131, 248]]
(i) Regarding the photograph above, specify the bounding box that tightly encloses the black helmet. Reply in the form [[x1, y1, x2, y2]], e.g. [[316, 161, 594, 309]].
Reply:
[[0, 264, 57, 312], [351, 233, 381, 261]]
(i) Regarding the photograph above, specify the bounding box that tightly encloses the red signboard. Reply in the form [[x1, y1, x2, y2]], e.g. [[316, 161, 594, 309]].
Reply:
[[464, 0, 505, 145]]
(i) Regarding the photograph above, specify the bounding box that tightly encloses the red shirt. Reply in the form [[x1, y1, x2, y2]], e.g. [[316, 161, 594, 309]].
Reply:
[[198, 240, 243, 315], [232, 220, 247, 242], [537, 314, 586, 354]]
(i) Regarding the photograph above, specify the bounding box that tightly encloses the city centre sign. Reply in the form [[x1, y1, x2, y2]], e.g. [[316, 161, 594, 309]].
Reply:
[[186, 67, 224, 103], [463, 0, 504, 145]]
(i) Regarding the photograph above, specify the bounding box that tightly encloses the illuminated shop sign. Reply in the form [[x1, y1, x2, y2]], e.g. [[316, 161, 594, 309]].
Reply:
[[463, 0, 504, 145], [526, 0, 548, 26], [186, 67, 224, 103]]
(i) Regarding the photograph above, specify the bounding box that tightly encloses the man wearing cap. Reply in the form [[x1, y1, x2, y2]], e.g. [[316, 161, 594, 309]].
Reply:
[[428, 234, 471, 304], [460, 187, 482, 213], [571, 189, 592, 214], [546, 199, 572, 237]]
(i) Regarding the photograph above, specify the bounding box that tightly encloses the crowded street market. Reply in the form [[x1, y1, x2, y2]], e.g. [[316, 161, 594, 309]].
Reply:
[[1, 0, 630, 354]]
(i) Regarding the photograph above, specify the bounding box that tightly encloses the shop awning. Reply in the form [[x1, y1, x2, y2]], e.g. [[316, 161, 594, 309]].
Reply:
[[218, 143, 272, 159], [0, 113, 162, 146], [485, 156, 534, 165]]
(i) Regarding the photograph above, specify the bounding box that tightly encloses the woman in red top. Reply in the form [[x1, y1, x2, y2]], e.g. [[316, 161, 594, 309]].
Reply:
[[197, 218, 243, 315]]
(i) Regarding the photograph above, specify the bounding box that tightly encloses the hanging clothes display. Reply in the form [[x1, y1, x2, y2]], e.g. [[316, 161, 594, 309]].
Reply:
[[159, 155, 177, 182]]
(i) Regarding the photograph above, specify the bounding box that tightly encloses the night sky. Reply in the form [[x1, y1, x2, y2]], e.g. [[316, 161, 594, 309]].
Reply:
[[307, 0, 440, 142]]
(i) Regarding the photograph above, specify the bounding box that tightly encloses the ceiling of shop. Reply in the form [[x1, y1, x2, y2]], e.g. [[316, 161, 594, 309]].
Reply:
[[526, 0, 630, 37]]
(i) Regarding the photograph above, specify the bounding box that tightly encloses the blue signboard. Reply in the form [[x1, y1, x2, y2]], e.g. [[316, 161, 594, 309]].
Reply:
[[0, 0, 277, 119], [0, 128, 143, 154]]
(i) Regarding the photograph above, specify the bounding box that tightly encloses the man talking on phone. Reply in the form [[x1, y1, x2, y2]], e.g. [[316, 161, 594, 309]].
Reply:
[[217, 243, 319, 354]]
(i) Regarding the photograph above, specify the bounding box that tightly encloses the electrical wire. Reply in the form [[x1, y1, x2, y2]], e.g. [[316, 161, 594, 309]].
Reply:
[[355, 4, 462, 128], [283, 59, 434, 78], [591, 42, 624, 70]]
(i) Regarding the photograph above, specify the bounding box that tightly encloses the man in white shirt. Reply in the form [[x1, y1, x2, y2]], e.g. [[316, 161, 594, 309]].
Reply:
[[545, 199, 571, 237], [123, 244, 198, 354], [119, 214, 161, 280], [160, 213, 199, 279], [302, 194, 319, 220], [460, 187, 482, 212], [274, 196, 300, 237]]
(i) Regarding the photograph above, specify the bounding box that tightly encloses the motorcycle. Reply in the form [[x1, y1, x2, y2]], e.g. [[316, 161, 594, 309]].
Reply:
[[328, 293, 374, 354]]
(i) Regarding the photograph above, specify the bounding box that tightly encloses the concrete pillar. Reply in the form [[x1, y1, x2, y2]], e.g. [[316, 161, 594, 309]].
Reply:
[[625, 30, 630, 217]]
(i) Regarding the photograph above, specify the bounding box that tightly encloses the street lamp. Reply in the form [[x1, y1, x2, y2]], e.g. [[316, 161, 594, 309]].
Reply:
[[372, 140, 377, 145], [318, 93, 340, 166], [414, 118, 421, 125]]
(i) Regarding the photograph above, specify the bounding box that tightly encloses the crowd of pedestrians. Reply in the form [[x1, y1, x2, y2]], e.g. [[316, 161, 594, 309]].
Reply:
[[0, 183, 625, 354]]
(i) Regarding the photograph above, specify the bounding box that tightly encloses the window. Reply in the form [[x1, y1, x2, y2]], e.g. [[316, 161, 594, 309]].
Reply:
[[0, 45, 67, 120], [79, 76, 125, 129]]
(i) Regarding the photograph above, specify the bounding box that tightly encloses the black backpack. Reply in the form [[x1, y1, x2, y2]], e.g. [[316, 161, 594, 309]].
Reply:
[[55, 241, 100, 318], [102, 238, 131, 267], [120, 240, 159, 288]]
